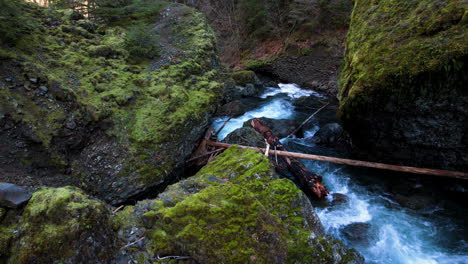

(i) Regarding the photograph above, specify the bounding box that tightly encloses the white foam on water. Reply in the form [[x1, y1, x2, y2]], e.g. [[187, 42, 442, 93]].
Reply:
[[213, 83, 318, 140], [318, 195, 372, 229], [260, 83, 324, 99], [366, 224, 438, 264], [211, 83, 468, 264], [315, 166, 468, 264], [212, 98, 295, 140]]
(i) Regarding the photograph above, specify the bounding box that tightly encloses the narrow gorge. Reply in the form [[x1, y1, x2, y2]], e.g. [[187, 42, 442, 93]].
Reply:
[[0, 0, 467, 263]]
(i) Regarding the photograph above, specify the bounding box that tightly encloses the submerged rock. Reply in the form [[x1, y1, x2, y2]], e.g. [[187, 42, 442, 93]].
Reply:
[[330, 193, 350, 207], [307, 123, 352, 149], [340, 223, 372, 245], [0, 183, 32, 209], [216, 99, 255, 117]]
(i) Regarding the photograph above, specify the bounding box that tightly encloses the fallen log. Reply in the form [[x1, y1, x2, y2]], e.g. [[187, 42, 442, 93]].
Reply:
[[205, 141, 468, 180], [251, 118, 329, 199]]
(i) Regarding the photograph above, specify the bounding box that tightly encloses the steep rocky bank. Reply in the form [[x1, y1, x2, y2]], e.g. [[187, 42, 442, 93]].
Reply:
[[0, 2, 225, 204], [338, 0, 468, 170], [171, 0, 353, 95]]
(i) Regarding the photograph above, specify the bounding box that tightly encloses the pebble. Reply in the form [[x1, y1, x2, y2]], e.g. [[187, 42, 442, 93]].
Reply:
[[65, 121, 77, 130], [5, 77, 12, 82], [29, 78, 38, 84], [39, 86, 48, 93]]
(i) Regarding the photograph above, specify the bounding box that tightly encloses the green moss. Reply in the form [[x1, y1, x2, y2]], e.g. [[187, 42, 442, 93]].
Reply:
[[244, 56, 277, 71], [0, 224, 15, 257], [0, 88, 67, 147], [150, 184, 288, 264], [338, 0, 468, 118], [112, 205, 137, 231], [0, 1, 224, 187], [9, 186, 114, 264], [230, 70, 258, 86], [127, 146, 362, 263]]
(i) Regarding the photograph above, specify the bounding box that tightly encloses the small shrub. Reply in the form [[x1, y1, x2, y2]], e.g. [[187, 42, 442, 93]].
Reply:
[[124, 23, 160, 59]]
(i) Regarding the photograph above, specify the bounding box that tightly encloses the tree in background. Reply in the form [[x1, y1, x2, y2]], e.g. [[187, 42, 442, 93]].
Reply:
[[0, 0, 36, 46]]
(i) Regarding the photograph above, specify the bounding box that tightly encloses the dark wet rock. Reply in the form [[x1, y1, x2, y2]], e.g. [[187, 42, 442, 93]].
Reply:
[[216, 100, 253, 117], [341, 222, 371, 244], [243, 117, 299, 139], [338, 0, 467, 171], [241, 83, 258, 97], [223, 127, 265, 147], [0, 183, 32, 208], [223, 71, 264, 101], [330, 193, 350, 207], [392, 194, 436, 211], [293, 95, 327, 112], [307, 123, 351, 149]]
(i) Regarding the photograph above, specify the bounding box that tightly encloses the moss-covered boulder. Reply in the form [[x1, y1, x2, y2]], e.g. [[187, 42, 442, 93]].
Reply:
[[231, 70, 260, 86], [338, 0, 468, 169], [0, 2, 225, 204], [2, 186, 116, 264], [113, 146, 363, 264]]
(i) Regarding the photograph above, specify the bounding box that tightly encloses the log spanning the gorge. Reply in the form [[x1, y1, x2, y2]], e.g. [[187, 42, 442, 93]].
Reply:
[[205, 141, 468, 180], [251, 118, 330, 198]]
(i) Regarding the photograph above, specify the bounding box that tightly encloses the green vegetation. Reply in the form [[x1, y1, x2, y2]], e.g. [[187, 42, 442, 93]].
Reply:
[[7, 187, 115, 264], [0, 1, 223, 187], [230, 70, 258, 86], [115, 146, 361, 263], [0, 0, 37, 45], [124, 23, 160, 59], [338, 0, 468, 120]]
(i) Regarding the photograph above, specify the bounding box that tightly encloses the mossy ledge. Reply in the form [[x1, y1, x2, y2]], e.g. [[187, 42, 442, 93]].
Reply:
[[0, 1, 225, 204], [0, 148, 362, 263], [338, 0, 468, 169], [114, 146, 364, 264]]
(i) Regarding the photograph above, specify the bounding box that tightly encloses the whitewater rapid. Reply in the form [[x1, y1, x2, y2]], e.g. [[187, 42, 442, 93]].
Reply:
[[211, 83, 468, 264]]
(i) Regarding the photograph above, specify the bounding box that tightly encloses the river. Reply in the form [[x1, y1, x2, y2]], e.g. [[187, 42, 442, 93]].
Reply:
[[212, 83, 468, 264]]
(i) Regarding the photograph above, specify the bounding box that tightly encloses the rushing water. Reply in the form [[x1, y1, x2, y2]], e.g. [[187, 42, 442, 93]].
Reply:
[[212, 83, 468, 264]]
